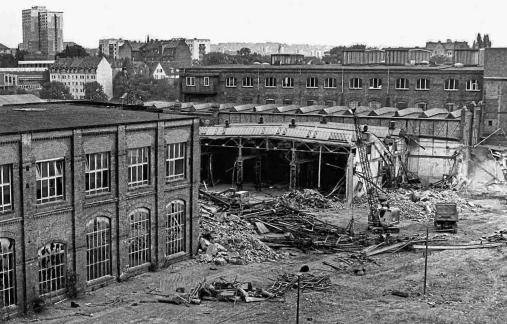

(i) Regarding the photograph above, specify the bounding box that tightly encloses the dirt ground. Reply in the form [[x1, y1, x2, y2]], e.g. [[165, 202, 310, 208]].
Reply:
[[10, 196, 507, 324]]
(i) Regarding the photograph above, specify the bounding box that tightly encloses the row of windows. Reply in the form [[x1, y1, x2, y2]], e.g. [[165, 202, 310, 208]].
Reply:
[[187, 76, 481, 91], [0, 203, 186, 308], [0, 143, 186, 210], [51, 74, 96, 80]]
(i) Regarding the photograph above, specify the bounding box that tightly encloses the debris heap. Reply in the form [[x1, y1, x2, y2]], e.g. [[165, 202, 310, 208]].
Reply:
[[276, 189, 337, 210], [386, 189, 481, 221], [198, 206, 281, 265]]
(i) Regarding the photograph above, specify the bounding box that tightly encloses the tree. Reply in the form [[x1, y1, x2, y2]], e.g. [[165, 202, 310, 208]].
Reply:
[[483, 34, 492, 48], [15, 48, 28, 63], [39, 81, 73, 100], [237, 47, 251, 56], [476, 33, 483, 48], [0, 54, 16, 67], [84, 81, 108, 102], [429, 54, 448, 65], [57, 44, 89, 58]]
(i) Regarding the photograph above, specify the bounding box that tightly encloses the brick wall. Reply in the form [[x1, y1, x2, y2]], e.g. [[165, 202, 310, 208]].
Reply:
[[0, 118, 199, 315]]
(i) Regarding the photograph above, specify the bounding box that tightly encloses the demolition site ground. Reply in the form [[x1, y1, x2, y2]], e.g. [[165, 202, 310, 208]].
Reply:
[[9, 190, 507, 324]]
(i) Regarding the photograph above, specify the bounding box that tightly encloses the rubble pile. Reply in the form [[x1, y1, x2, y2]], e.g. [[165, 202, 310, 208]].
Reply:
[[276, 189, 337, 210], [198, 206, 281, 265], [387, 189, 481, 221]]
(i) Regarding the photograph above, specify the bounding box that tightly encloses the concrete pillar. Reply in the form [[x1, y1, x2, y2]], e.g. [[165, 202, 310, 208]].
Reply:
[[289, 143, 297, 189], [345, 150, 355, 208], [235, 138, 243, 190]]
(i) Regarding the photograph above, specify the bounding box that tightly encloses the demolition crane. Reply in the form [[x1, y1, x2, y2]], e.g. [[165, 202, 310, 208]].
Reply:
[[352, 108, 399, 233]]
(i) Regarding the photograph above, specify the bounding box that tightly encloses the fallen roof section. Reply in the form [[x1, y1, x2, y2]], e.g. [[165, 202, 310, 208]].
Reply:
[[200, 121, 399, 147]]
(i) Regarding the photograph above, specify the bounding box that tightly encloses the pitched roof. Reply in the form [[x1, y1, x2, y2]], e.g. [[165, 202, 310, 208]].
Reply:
[[52, 56, 104, 70], [0, 43, 9, 50], [0, 94, 44, 106]]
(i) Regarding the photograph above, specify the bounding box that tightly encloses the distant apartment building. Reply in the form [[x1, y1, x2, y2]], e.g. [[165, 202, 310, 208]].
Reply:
[[185, 38, 210, 61], [49, 56, 113, 99], [140, 39, 192, 66], [425, 39, 469, 61], [99, 39, 134, 60], [22, 6, 64, 58]]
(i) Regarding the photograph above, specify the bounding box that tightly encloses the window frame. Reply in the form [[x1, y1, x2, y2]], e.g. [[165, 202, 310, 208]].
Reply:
[[225, 76, 237, 88], [36, 158, 65, 204], [0, 237, 16, 308], [324, 77, 337, 89], [416, 102, 428, 110], [466, 79, 480, 91], [265, 98, 276, 104], [242, 76, 253, 88], [416, 78, 430, 90], [127, 147, 150, 188], [395, 78, 409, 90], [85, 217, 112, 281], [265, 77, 277, 88], [85, 152, 110, 196], [166, 143, 186, 182], [0, 164, 12, 213], [38, 242, 66, 295], [306, 77, 318, 89], [128, 209, 151, 268], [202, 77, 209, 87], [349, 78, 363, 90], [444, 78, 458, 91], [165, 201, 186, 257], [282, 77, 294, 88], [369, 78, 382, 89]]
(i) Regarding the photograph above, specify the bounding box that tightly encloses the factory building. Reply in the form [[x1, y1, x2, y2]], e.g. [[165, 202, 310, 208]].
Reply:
[[0, 102, 200, 316]]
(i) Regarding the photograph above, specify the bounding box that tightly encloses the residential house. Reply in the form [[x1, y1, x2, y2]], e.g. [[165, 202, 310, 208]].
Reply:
[[140, 39, 192, 66], [49, 56, 113, 99]]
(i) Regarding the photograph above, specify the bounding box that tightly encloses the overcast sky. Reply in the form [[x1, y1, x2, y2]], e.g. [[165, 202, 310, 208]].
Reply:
[[0, 0, 504, 49]]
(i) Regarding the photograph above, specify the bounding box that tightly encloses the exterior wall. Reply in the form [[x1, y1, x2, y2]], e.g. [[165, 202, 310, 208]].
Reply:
[[0, 73, 19, 88], [49, 58, 113, 99], [0, 118, 199, 317], [181, 67, 483, 110], [185, 39, 211, 61], [482, 48, 507, 144], [96, 58, 113, 99]]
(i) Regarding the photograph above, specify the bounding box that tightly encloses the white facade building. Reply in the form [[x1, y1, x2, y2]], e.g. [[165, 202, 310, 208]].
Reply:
[[49, 56, 113, 99]]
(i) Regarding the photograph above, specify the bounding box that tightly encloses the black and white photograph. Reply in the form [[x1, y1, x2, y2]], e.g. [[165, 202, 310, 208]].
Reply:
[[0, 0, 506, 322]]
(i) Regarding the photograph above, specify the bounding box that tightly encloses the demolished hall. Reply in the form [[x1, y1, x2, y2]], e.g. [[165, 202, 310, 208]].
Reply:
[[173, 103, 480, 197]]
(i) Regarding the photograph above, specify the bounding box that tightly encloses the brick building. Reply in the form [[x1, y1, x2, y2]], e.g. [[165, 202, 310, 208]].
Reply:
[[140, 39, 192, 67], [0, 103, 199, 316], [180, 64, 483, 111]]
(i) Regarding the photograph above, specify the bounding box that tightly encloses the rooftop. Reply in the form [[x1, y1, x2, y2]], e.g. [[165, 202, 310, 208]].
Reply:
[[183, 64, 484, 72], [51, 57, 105, 70], [0, 102, 193, 135]]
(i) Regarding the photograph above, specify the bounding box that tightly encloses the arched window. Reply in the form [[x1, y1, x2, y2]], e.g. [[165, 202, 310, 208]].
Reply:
[[265, 77, 277, 87], [86, 217, 111, 281], [324, 78, 336, 88], [38, 242, 66, 295], [242, 77, 253, 87], [165, 200, 186, 257], [282, 77, 294, 88], [128, 209, 150, 267], [0, 238, 16, 308]]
